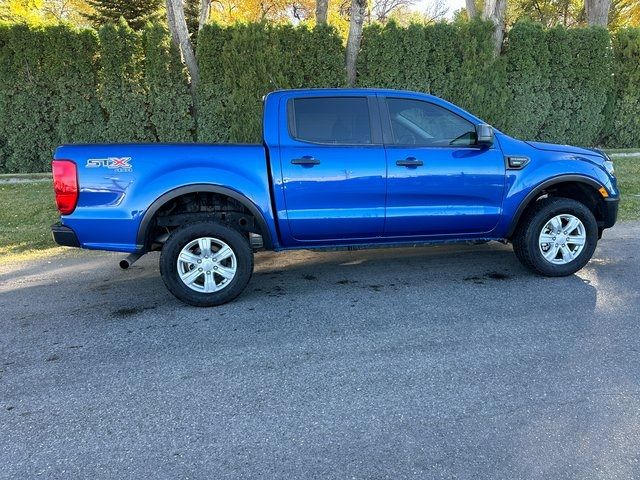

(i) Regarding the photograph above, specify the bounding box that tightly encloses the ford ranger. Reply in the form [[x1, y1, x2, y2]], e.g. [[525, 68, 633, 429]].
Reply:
[[51, 89, 619, 306]]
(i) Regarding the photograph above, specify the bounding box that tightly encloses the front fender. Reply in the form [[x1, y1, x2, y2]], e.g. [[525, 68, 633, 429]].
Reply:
[[497, 167, 616, 239]]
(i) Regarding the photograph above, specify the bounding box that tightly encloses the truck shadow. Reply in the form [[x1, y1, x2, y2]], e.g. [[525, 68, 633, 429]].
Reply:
[[242, 242, 598, 316], [1, 242, 599, 325]]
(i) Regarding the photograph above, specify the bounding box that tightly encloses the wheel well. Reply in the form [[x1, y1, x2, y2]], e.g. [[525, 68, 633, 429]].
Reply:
[[141, 191, 269, 251], [509, 181, 606, 239]]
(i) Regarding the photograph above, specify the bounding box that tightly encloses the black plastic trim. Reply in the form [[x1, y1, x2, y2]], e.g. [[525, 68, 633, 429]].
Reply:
[[602, 197, 619, 229], [51, 223, 80, 248], [505, 155, 530, 170], [507, 175, 610, 238], [136, 185, 274, 252]]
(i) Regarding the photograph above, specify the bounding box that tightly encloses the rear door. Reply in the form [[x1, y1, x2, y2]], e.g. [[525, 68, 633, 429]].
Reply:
[[381, 96, 505, 237], [278, 95, 386, 242]]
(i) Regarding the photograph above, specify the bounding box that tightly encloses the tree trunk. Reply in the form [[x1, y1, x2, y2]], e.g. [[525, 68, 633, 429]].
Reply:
[[165, 0, 199, 103], [199, 0, 211, 30], [345, 0, 366, 87], [316, 0, 329, 24], [585, 0, 610, 26], [482, 0, 507, 56], [465, 0, 477, 18]]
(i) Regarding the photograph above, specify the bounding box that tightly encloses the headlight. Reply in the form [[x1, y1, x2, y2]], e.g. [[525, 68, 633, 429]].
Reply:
[[604, 160, 615, 176]]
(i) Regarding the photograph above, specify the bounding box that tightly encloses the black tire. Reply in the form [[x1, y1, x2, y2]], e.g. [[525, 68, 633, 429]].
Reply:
[[159, 222, 254, 307], [512, 197, 598, 277]]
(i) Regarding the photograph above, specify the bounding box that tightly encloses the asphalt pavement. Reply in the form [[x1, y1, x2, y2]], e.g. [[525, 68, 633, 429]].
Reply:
[[1, 222, 639, 479]]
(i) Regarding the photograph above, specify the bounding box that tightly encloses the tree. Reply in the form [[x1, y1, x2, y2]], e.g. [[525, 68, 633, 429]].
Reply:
[[345, 0, 366, 86], [98, 20, 153, 141], [370, 0, 416, 23], [0, 0, 44, 23], [198, 0, 211, 29], [42, 0, 95, 25], [483, 0, 507, 55], [507, 0, 583, 27], [585, 0, 610, 26], [85, 0, 162, 30], [165, 0, 198, 104], [144, 22, 194, 141], [316, 0, 328, 23], [465, 0, 477, 18]]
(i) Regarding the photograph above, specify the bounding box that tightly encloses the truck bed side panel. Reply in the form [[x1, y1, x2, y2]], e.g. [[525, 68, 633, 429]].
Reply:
[[54, 144, 277, 252]]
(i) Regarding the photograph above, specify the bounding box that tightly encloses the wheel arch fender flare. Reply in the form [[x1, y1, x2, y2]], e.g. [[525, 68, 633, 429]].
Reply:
[[136, 184, 274, 251], [506, 174, 607, 238]]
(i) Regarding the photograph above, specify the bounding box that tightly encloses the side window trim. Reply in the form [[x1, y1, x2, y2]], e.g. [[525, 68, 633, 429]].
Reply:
[[286, 96, 382, 146], [379, 96, 479, 149]]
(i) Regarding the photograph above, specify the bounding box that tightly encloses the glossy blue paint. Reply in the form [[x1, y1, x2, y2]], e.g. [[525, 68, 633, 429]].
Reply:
[[55, 144, 274, 252], [384, 144, 505, 236], [53, 88, 619, 254]]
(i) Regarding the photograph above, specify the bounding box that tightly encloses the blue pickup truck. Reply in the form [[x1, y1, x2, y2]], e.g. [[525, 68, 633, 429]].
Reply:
[[51, 89, 619, 306]]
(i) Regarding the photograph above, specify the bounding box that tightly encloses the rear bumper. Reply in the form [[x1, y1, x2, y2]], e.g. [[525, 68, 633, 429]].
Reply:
[[51, 223, 81, 248], [602, 197, 619, 229]]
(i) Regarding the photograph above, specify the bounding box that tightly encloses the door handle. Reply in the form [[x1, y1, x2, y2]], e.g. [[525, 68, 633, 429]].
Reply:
[[291, 157, 320, 166], [396, 157, 423, 167]]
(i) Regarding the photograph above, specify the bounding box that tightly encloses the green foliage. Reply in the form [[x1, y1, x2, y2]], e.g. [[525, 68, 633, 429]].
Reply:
[[197, 22, 343, 143], [607, 28, 640, 148], [565, 27, 611, 146], [85, 0, 162, 31], [144, 22, 194, 142], [357, 20, 504, 124], [542, 27, 612, 146], [47, 26, 105, 145], [98, 19, 152, 142], [0, 24, 61, 173], [199, 22, 344, 143], [503, 21, 551, 139], [1, 21, 639, 173], [539, 25, 572, 142], [196, 23, 231, 143], [450, 20, 506, 124]]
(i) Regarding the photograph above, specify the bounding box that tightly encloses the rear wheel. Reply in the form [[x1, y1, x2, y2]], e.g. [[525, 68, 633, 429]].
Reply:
[[160, 222, 254, 306], [513, 197, 598, 276]]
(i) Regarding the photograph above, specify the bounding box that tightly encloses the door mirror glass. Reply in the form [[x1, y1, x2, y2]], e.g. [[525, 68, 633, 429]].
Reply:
[[475, 124, 494, 146]]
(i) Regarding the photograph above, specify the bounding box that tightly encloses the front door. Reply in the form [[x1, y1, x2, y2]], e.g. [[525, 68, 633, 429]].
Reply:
[[381, 97, 505, 237], [279, 95, 386, 241]]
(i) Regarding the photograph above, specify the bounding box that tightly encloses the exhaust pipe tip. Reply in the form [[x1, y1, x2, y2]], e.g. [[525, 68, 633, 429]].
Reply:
[[120, 253, 142, 270]]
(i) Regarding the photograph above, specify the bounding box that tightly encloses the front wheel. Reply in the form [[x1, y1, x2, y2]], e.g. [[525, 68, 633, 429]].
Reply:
[[160, 222, 254, 306], [513, 197, 598, 277]]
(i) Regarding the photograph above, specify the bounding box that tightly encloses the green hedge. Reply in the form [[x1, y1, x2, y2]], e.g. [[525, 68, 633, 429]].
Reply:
[[607, 28, 640, 148], [0, 20, 639, 173]]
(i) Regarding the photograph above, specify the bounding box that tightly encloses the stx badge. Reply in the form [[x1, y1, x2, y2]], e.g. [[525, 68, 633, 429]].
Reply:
[[86, 157, 132, 172]]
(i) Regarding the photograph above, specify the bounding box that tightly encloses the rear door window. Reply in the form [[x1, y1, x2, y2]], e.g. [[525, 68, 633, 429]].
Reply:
[[288, 97, 372, 145]]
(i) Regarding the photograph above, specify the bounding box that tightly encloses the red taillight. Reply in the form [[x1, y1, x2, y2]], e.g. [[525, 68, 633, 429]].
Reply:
[[52, 160, 78, 215]]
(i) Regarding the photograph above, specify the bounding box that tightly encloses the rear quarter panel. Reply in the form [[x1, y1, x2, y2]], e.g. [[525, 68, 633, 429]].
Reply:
[[55, 144, 276, 252]]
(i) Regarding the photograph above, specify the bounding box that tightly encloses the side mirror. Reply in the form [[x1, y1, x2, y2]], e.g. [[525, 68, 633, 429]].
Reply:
[[475, 124, 494, 146]]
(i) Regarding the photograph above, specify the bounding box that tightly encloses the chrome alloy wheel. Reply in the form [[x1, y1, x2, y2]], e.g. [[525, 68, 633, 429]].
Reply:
[[538, 214, 586, 265], [176, 237, 237, 293]]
